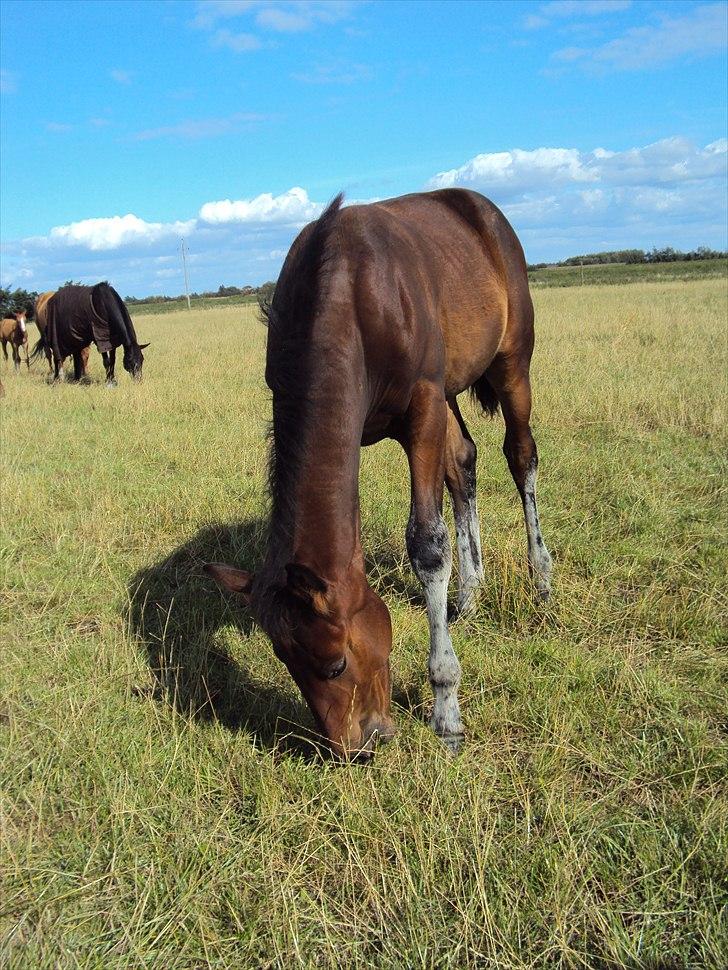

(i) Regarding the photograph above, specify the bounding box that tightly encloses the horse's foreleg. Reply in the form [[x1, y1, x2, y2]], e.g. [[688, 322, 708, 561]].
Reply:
[[102, 348, 117, 387], [487, 362, 552, 600], [1, 340, 7, 362], [445, 398, 484, 615], [402, 381, 464, 752], [12, 344, 21, 373]]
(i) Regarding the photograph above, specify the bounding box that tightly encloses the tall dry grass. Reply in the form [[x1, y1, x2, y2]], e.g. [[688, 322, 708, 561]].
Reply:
[[1, 279, 726, 968]]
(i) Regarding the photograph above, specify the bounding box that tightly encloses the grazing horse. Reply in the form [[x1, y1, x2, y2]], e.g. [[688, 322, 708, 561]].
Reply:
[[33, 283, 148, 384], [32, 290, 91, 380], [1, 311, 29, 372], [207, 189, 552, 760]]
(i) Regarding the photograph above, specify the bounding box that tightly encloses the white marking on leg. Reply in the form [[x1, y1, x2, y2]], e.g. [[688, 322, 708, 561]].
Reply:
[[454, 498, 484, 614], [408, 516, 464, 746], [523, 462, 552, 600]]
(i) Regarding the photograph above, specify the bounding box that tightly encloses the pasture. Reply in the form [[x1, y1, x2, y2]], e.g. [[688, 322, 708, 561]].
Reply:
[[1, 278, 726, 968]]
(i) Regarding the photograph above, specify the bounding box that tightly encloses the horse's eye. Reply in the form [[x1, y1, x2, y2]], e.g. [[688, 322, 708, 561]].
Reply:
[[324, 657, 347, 679]]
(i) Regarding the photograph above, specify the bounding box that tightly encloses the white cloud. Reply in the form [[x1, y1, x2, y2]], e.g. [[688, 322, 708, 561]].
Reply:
[[428, 136, 727, 262], [199, 187, 322, 225], [46, 214, 196, 251], [552, 3, 727, 71], [46, 122, 74, 133], [429, 138, 728, 197], [3, 141, 725, 295], [132, 112, 268, 141], [210, 29, 262, 52], [192, 1, 355, 52], [526, 0, 631, 29], [256, 7, 310, 31], [110, 69, 133, 84], [430, 147, 596, 195], [547, 0, 631, 16], [292, 62, 374, 84]]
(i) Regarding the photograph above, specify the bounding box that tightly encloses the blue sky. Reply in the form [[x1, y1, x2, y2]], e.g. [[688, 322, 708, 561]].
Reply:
[[1, 0, 726, 296]]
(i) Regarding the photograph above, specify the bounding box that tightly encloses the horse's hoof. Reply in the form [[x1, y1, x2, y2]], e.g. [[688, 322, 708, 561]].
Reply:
[[439, 733, 465, 756], [105, 379, 118, 389]]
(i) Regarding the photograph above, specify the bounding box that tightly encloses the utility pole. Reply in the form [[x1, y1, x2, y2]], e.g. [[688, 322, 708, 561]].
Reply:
[[180, 239, 191, 310]]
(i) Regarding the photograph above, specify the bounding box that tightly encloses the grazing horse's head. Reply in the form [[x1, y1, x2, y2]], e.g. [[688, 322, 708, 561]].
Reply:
[[206, 561, 395, 760], [123, 342, 149, 380]]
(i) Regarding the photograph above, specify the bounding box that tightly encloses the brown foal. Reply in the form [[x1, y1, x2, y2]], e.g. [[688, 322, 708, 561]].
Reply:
[[208, 189, 552, 759], [1, 311, 29, 372]]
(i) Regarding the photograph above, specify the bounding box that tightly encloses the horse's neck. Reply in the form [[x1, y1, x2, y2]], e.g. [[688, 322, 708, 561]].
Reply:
[[267, 371, 365, 583]]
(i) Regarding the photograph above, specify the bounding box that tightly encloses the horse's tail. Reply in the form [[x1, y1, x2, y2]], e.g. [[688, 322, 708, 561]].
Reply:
[[29, 331, 48, 364], [469, 374, 500, 418]]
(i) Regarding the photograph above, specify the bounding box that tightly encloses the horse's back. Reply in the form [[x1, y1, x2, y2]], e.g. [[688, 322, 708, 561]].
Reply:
[[35, 291, 55, 333], [339, 190, 532, 396]]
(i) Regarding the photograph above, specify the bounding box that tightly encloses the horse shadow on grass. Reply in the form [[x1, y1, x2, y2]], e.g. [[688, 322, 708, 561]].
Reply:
[[127, 518, 324, 757], [126, 518, 429, 757]]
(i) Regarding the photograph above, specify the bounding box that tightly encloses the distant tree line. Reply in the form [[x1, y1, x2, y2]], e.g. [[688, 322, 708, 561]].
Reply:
[[124, 283, 276, 305], [0, 287, 38, 318], [528, 246, 727, 271]]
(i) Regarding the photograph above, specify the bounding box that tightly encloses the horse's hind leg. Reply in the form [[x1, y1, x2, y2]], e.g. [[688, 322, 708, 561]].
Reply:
[[80, 346, 91, 379], [402, 381, 464, 752], [1, 339, 7, 362], [486, 359, 552, 600], [445, 397, 484, 615], [52, 353, 65, 383], [73, 349, 91, 383]]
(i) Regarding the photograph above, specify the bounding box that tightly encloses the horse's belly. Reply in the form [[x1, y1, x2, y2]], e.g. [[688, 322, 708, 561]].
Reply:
[[442, 307, 507, 396]]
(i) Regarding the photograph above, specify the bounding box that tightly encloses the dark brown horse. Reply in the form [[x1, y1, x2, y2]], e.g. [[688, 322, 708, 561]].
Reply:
[[1, 310, 29, 372], [208, 189, 552, 760], [32, 283, 148, 384], [32, 290, 91, 380]]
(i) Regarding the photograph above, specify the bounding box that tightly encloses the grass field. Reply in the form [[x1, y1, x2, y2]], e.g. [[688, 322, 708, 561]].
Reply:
[[528, 258, 727, 288], [1, 278, 727, 968], [124, 258, 728, 316], [129, 293, 261, 316]]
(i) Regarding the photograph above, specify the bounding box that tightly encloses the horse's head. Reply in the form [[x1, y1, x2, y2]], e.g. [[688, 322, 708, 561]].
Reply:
[[206, 561, 396, 760], [123, 342, 150, 380], [14, 311, 27, 341]]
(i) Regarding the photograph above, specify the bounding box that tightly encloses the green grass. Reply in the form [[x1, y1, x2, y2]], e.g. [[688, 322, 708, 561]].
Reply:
[[1, 279, 727, 968], [129, 293, 261, 316], [528, 258, 728, 287]]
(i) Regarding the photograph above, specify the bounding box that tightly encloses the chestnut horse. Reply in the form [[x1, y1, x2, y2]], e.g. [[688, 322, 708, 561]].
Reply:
[[207, 189, 552, 759], [1, 310, 29, 372]]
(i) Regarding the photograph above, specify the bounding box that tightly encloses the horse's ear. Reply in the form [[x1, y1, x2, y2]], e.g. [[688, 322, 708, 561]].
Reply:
[[138, 342, 150, 350], [285, 563, 330, 615], [205, 563, 254, 604]]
